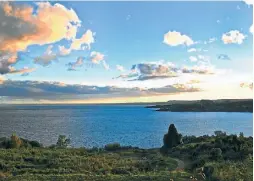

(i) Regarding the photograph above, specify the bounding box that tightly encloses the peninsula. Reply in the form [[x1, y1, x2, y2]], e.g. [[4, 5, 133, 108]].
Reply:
[[146, 99, 253, 112]]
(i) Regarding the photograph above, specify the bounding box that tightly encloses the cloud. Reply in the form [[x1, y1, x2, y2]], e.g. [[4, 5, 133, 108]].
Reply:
[[147, 84, 200, 94], [0, 75, 4, 84], [250, 24, 253, 34], [69, 29, 95, 51], [132, 62, 178, 80], [58, 45, 72, 56], [243, 0, 253, 5], [208, 37, 217, 43], [0, 53, 18, 74], [114, 72, 139, 79], [216, 20, 221, 24], [117, 60, 218, 81], [240, 82, 253, 90], [66, 56, 84, 71], [163, 31, 194, 46], [187, 48, 197, 52], [189, 56, 198, 62], [34, 45, 57, 66], [0, 2, 81, 53], [181, 65, 214, 75], [102, 60, 110, 70], [90, 51, 105, 64], [58, 29, 95, 56], [222, 30, 246, 44], [116, 62, 178, 81], [116, 65, 125, 72], [0, 80, 201, 101], [186, 79, 201, 84], [14, 67, 36, 75], [196, 55, 211, 65], [0, 2, 90, 74], [217, 54, 231, 60], [126, 14, 131, 21], [0, 52, 35, 75]]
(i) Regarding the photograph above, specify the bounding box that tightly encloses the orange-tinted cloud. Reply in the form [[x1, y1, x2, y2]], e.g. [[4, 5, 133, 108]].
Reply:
[[90, 51, 105, 64], [0, 2, 81, 52], [58, 30, 95, 56]]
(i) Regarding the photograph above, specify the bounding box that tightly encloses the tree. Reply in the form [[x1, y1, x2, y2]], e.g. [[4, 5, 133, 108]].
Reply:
[[163, 124, 181, 149], [214, 130, 226, 137], [210, 148, 222, 160], [56, 135, 70, 148], [9, 134, 22, 148]]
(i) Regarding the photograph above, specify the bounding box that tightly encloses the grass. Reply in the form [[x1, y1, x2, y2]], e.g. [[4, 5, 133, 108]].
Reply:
[[0, 147, 195, 181]]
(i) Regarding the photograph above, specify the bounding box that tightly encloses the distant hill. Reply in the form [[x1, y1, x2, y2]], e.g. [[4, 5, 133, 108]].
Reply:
[[146, 99, 253, 112]]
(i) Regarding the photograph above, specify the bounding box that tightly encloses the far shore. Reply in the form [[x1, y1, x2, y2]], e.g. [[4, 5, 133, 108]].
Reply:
[[145, 99, 253, 113]]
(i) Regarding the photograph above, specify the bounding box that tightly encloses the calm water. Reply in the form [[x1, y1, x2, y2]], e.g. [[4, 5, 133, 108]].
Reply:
[[0, 104, 252, 148]]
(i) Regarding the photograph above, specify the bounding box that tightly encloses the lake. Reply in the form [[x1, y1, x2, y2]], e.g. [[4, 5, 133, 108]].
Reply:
[[0, 104, 252, 148]]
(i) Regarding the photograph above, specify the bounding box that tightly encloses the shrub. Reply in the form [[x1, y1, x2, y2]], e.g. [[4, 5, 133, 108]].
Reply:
[[56, 135, 71, 148], [185, 159, 206, 171], [29, 141, 42, 148], [111, 167, 130, 175], [104, 143, 121, 151], [210, 148, 222, 160], [9, 134, 23, 148]]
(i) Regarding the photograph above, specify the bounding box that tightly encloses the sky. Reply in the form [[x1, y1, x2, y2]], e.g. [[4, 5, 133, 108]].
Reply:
[[0, 1, 253, 104]]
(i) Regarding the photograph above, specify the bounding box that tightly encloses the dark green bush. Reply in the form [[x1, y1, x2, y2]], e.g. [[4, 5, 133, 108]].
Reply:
[[104, 143, 121, 151]]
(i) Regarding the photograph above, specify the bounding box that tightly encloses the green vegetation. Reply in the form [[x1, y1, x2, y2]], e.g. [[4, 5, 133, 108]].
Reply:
[[146, 99, 253, 112], [0, 125, 252, 181], [163, 124, 182, 149], [162, 128, 253, 181]]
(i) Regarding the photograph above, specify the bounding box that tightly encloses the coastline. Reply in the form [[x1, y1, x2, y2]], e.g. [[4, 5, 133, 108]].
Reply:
[[145, 99, 253, 113]]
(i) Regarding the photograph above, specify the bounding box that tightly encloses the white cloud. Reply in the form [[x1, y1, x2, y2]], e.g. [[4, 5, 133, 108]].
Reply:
[[163, 31, 194, 46], [216, 20, 221, 24], [198, 55, 205, 60], [243, 0, 253, 5], [189, 56, 198, 62], [222, 30, 246, 44], [90, 51, 105, 64], [89, 51, 109, 70], [102, 60, 110, 70], [116, 65, 125, 72], [58, 29, 95, 56], [59, 45, 71, 56], [250, 24, 253, 34], [182, 64, 215, 75], [70, 29, 95, 50], [187, 48, 197, 53], [208, 37, 217, 43]]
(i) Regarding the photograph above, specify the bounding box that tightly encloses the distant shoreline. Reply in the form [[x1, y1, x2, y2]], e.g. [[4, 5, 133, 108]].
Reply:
[[145, 99, 253, 113], [0, 98, 252, 106]]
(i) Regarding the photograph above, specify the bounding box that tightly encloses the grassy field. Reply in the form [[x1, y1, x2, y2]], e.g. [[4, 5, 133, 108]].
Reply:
[[0, 147, 194, 181]]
